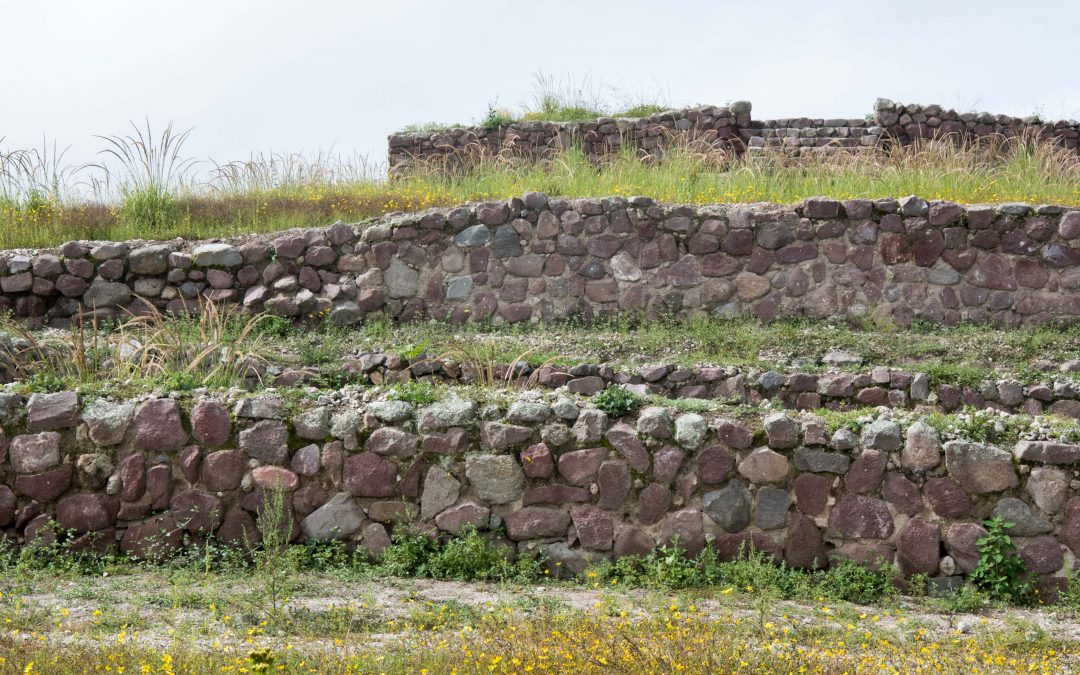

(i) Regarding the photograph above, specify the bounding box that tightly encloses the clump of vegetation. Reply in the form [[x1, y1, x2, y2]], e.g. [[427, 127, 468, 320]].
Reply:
[[969, 517, 1033, 604], [378, 527, 543, 583], [592, 386, 645, 417]]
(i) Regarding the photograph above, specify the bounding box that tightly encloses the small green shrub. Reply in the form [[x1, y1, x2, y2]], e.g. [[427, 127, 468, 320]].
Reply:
[[482, 104, 515, 131], [969, 517, 1032, 604], [816, 558, 895, 604], [377, 526, 543, 583], [592, 386, 645, 418]]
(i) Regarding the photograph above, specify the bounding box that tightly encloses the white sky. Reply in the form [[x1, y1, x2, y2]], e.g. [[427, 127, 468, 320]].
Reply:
[[4, 0, 1080, 174]]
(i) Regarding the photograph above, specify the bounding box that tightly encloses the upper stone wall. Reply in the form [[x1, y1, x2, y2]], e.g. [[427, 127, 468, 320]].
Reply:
[[1, 195, 1079, 328], [387, 99, 1080, 166]]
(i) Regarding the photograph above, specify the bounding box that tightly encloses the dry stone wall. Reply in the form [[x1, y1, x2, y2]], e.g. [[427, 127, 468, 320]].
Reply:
[[2, 388, 1080, 595], [2, 195, 1080, 328], [387, 99, 1080, 167]]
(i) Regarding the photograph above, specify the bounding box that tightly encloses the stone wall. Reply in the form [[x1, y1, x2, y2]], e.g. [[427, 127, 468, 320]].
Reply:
[[2, 195, 1080, 328], [387, 99, 1080, 167], [2, 388, 1079, 593]]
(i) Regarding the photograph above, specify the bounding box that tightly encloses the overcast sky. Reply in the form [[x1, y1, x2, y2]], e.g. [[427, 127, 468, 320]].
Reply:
[[4, 0, 1080, 176]]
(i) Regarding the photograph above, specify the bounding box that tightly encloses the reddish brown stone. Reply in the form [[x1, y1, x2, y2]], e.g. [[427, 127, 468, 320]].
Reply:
[[118, 453, 147, 502], [945, 522, 988, 573], [170, 490, 223, 533], [597, 460, 631, 510], [828, 494, 894, 539], [56, 493, 115, 532], [638, 483, 673, 525], [200, 449, 244, 492], [695, 446, 734, 484], [844, 450, 886, 494], [558, 447, 607, 486], [343, 451, 398, 498], [896, 518, 940, 576], [785, 514, 827, 570], [520, 442, 554, 478], [606, 422, 650, 472], [133, 399, 188, 452], [14, 467, 72, 502], [120, 515, 183, 561], [793, 473, 831, 515], [883, 472, 923, 516], [179, 445, 201, 483], [571, 504, 613, 551], [522, 484, 590, 505], [147, 464, 172, 510], [658, 508, 705, 556], [505, 507, 570, 541], [1019, 536, 1063, 575], [925, 476, 973, 519], [190, 400, 231, 446]]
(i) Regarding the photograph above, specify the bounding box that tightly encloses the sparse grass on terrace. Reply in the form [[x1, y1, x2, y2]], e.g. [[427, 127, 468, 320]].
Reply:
[[2, 130, 1078, 249]]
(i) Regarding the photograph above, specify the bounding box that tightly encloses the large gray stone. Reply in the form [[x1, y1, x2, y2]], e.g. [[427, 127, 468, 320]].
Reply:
[[673, 413, 707, 450], [301, 492, 364, 540], [128, 244, 171, 274], [419, 398, 478, 431], [702, 479, 752, 533], [10, 432, 61, 474], [192, 243, 242, 268], [992, 497, 1053, 536], [384, 259, 419, 298], [421, 466, 460, 519], [465, 454, 524, 504], [755, 486, 791, 530], [861, 420, 902, 451], [763, 412, 799, 449], [944, 441, 1018, 494], [27, 391, 79, 432], [903, 421, 941, 471], [82, 399, 135, 447]]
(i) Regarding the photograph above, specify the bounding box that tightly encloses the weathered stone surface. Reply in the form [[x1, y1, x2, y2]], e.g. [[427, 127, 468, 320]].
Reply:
[[785, 514, 826, 569], [903, 421, 941, 471], [572, 408, 608, 444], [420, 466, 460, 519], [828, 494, 894, 539], [673, 413, 707, 449], [10, 432, 61, 474], [520, 442, 554, 478], [845, 450, 886, 494], [239, 420, 289, 464], [945, 522, 987, 573], [1028, 467, 1069, 514], [120, 515, 183, 561], [1014, 440, 1080, 464], [606, 422, 650, 472], [15, 467, 72, 502], [991, 497, 1052, 536], [465, 454, 524, 504], [860, 420, 902, 451], [343, 451, 398, 498], [200, 449, 244, 492], [597, 460, 631, 510], [793, 448, 850, 474], [366, 427, 419, 458], [883, 471, 923, 516], [637, 482, 672, 525], [658, 508, 705, 555], [1019, 536, 1063, 575], [896, 519, 940, 576], [27, 391, 78, 432], [133, 399, 188, 452], [57, 493, 114, 532], [763, 413, 799, 449], [170, 490, 223, 533], [636, 406, 673, 439], [755, 486, 790, 530], [435, 501, 491, 534], [702, 479, 752, 533], [944, 441, 1017, 494], [651, 446, 684, 484], [793, 473, 831, 515], [82, 399, 135, 447], [505, 507, 570, 541], [297, 492, 363, 540], [571, 504, 613, 550], [695, 446, 735, 484], [480, 422, 533, 450], [190, 400, 230, 447], [737, 448, 789, 484], [925, 477, 972, 519], [558, 447, 607, 486], [252, 466, 300, 491], [418, 398, 478, 430]]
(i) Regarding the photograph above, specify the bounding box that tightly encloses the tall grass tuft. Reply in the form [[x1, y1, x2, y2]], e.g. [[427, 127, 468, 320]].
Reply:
[[96, 120, 197, 232]]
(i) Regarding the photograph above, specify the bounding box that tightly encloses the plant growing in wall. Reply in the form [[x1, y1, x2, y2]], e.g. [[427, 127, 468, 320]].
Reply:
[[968, 516, 1032, 604]]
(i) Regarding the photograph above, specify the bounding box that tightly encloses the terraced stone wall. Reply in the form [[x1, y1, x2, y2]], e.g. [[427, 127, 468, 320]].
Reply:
[[2, 389, 1080, 596], [1, 196, 1080, 328], [387, 99, 1080, 167]]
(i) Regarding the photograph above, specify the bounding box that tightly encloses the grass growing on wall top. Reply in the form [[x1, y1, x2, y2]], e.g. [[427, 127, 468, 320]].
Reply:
[[2, 130, 1079, 249]]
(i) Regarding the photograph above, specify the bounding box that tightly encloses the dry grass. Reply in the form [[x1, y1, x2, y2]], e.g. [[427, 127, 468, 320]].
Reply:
[[1, 126, 1078, 249]]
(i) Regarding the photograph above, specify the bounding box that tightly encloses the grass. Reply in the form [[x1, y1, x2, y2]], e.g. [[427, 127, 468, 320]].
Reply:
[[3, 314, 1079, 399], [2, 128, 1078, 249]]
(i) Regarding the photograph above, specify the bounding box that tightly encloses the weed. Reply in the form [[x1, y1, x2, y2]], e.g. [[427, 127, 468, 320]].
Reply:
[[969, 516, 1032, 604], [592, 386, 645, 418]]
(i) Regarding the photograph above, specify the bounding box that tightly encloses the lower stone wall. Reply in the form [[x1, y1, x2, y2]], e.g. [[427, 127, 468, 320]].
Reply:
[[2, 388, 1078, 593]]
